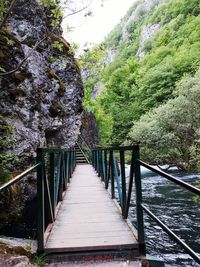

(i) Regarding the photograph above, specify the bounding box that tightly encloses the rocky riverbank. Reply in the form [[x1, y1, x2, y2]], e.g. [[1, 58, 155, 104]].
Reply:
[[0, 237, 37, 266]]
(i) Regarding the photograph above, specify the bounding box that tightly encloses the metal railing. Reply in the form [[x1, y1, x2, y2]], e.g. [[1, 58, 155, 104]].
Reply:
[[92, 145, 200, 264], [37, 147, 76, 251], [0, 147, 76, 252], [76, 135, 91, 163]]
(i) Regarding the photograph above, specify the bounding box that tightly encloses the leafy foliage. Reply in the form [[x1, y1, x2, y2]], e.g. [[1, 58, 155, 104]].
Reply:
[[0, 0, 10, 20], [128, 68, 200, 170], [82, 0, 200, 170], [0, 116, 16, 176]]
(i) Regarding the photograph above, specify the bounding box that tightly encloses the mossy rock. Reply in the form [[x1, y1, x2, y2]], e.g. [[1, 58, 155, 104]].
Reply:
[[49, 101, 66, 117], [57, 82, 66, 97], [0, 242, 31, 257]]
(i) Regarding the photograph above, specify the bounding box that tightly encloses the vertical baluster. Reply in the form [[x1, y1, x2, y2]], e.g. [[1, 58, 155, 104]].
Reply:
[[97, 150, 99, 174], [110, 150, 115, 199], [104, 149, 107, 184], [69, 151, 72, 180], [64, 152, 67, 185], [92, 150, 94, 167], [95, 150, 97, 171], [124, 149, 134, 219], [134, 145, 146, 255], [106, 150, 111, 189], [62, 152, 66, 191], [37, 148, 44, 252], [98, 149, 101, 176], [49, 152, 55, 219], [99, 150, 103, 180], [102, 150, 105, 182], [113, 155, 122, 208], [44, 161, 53, 227], [58, 153, 63, 202], [74, 150, 76, 170], [70, 150, 73, 174], [120, 149, 126, 217], [72, 150, 74, 171]]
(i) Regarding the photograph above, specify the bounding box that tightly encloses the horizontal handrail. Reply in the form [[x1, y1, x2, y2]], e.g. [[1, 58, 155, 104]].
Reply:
[[139, 160, 200, 196], [37, 147, 77, 251], [0, 163, 41, 193], [92, 145, 200, 263], [92, 145, 139, 151], [78, 135, 91, 150], [141, 204, 200, 264], [0, 147, 77, 253], [79, 145, 90, 163], [77, 136, 91, 163]]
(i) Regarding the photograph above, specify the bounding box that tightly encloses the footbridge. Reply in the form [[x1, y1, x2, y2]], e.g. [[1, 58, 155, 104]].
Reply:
[[0, 143, 200, 266]]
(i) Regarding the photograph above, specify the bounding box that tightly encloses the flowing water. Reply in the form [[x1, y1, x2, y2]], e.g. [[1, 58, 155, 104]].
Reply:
[[126, 167, 200, 267]]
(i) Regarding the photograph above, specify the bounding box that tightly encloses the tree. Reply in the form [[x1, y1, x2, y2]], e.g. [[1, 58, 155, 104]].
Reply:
[[128, 68, 200, 171]]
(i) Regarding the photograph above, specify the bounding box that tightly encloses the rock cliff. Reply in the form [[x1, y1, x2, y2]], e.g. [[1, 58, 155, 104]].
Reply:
[[0, 0, 83, 169], [80, 110, 99, 148]]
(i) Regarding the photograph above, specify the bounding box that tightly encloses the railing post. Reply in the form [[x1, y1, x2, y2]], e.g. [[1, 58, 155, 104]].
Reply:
[[102, 150, 106, 182], [66, 152, 69, 183], [110, 150, 115, 199], [93, 150, 95, 169], [37, 148, 44, 252], [63, 152, 67, 187], [58, 153, 63, 202], [134, 145, 146, 255], [97, 149, 99, 172], [105, 150, 111, 189], [64, 152, 67, 186], [99, 150, 103, 180], [104, 149, 107, 183], [98, 150, 100, 176], [49, 152, 55, 219], [95, 150, 97, 171], [69, 151, 72, 179], [92, 150, 94, 166], [120, 149, 126, 217], [73, 150, 76, 171]]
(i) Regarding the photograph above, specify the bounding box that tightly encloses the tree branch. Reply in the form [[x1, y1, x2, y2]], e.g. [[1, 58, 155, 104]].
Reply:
[[0, 36, 47, 76], [62, 0, 92, 18], [0, 0, 18, 30]]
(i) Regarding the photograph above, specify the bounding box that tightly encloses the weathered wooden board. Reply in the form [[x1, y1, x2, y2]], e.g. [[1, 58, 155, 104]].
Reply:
[[44, 164, 138, 253]]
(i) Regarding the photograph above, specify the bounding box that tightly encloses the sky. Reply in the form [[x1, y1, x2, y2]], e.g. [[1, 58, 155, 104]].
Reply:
[[62, 0, 136, 50]]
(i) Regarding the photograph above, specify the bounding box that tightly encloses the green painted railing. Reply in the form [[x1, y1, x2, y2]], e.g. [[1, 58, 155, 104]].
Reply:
[[0, 147, 76, 252], [76, 135, 91, 163], [36, 147, 76, 251], [92, 145, 200, 264]]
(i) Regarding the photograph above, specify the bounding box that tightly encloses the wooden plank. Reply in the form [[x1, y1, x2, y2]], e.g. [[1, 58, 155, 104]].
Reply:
[[48, 230, 132, 239], [46, 236, 135, 247], [44, 164, 138, 253], [52, 223, 134, 234], [44, 243, 137, 253]]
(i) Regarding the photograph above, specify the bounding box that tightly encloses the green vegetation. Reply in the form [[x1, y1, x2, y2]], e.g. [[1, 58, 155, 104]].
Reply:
[[128, 68, 200, 170], [0, 0, 10, 20], [81, 0, 200, 170], [0, 116, 16, 179], [32, 254, 46, 267]]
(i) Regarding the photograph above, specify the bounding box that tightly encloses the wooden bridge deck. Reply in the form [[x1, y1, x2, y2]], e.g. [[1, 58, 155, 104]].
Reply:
[[44, 164, 138, 254]]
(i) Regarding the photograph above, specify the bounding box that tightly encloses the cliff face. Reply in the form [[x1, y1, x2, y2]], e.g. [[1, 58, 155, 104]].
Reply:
[[0, 0, 83, 168], [80, 110, 99, 148]]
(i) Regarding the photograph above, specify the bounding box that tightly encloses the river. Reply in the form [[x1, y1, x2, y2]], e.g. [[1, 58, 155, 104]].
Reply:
[[126, 167, 200, 267]]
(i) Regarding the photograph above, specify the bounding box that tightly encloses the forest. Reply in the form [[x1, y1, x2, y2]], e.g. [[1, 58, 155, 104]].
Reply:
[[81, 0, 200, 171]]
